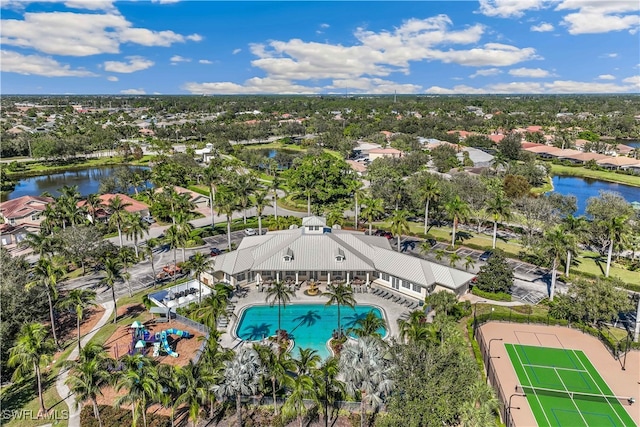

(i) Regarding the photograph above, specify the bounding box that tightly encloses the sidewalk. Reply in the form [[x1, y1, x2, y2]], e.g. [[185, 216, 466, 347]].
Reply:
[[55, 301, 114, 427]]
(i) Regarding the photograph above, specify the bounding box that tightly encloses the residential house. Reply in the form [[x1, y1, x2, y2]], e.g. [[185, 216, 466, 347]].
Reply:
[[368, 148, 404, 161], [0, 195, 52, 228]]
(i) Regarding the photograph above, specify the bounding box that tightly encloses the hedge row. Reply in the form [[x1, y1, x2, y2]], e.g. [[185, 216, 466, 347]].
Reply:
[[471, 287, 512, 302], [80, 405, 171, 427]]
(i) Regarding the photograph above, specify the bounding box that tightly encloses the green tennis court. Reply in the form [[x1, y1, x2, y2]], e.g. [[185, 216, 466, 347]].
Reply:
[[505, 344, 636, 427]]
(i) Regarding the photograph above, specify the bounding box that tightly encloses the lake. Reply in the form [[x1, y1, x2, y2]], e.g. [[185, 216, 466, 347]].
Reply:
[[623, 140, 640, 149], [551, 175, 640, 215], [4, 165, 150, 201]]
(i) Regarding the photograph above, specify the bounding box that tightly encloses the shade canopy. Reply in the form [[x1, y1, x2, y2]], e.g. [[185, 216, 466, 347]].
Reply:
[[135, 340, 146, 348], [131, 321, 144, 329]]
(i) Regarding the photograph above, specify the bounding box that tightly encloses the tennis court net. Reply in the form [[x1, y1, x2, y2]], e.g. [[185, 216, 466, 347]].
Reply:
[[516, 385, 635, 406]]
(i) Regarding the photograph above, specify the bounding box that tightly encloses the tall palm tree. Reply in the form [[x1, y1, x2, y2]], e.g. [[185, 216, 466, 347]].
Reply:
[[58, 288, 97, 353], [194, 283, 234, 330], [29, 258, 65, 348], [294, 347, 321, 376], [419, 176, 440, 234], [322, 283, 356, 338], [215, 186, 240, 251], [253, 187, 270, 235], [444, 195, 470, 248], [114, 354, 160, 427], [8, 323, 56, 417], [485, 191, 511, 249], [107, 195, 132, 248], [84, 193, 105, 224], [22, 232, 59, 258], [253, 344, 295, 415], [360, 197, 385, 236], [314, 357, 345, 425], [165, 225, 181, 285], [198, 332, 233, 419], [123, 212, 149, 258], [389, 209, 410, 253], [397, 310, 437, 345], [203, 161, 223, 229], [347, 310, 386, 339], [449, 251, 462, 268], [271, 175, 281, 220], [542, 225, 574, 301], [186, 252, 210, 304], [561, 214, 588, 277], [142, 238, 160, 287], [233, 173, 257, 224], [282, 373, 318, 427], [101, 256, 123, 323], [352, 185, 366, 230], [64, 343, 111, 427], [339, 337, 393, 427], [174, 211, 194, 263], [118, 246, 137, 297], [174, 362, 210, 427], [464, 255, 475, 272], [603, 215, 630, 278], [265, 281, 295, 346], [214, 347, 262, 427]]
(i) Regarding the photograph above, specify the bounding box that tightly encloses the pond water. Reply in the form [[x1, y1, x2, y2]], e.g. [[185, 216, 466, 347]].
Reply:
[[623, 140, 640, 149], [4, 165, 150, 201], [551, 175, 640, 215], [253, 148, 303, 170]]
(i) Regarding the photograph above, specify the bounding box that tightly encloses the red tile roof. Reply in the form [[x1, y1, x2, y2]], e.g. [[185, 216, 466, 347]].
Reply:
[[0, 195, 53, 220]]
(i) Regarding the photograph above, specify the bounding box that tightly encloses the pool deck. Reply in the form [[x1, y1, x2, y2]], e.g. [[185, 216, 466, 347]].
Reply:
[[219, 283, 416, 350]]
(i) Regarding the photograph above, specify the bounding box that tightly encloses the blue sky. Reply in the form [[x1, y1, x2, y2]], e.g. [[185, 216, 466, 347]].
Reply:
[[1, 0, 639, 95]]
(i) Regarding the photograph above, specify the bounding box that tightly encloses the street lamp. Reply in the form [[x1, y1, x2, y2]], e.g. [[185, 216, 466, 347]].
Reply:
[[506, 392, 526, 425], [487, 338, 503, 378]]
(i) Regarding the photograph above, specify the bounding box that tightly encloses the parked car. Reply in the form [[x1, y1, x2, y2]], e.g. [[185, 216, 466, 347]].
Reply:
[[382, 232, 393, 239], [210, 248, 222, 257], [479, 250, 494, 262], [142, 215, 155, 224], [244, 228, 257, 236]]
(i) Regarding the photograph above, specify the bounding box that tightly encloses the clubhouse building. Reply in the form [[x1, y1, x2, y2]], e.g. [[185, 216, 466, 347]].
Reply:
[[207, 216, 475, 300]]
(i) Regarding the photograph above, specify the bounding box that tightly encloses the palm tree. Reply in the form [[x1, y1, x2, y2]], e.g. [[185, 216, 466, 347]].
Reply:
[[322, 283, 356, 338], [233, 173, 257, 224], [542, 226, 573, 301], [444, 195, 470, 248], [265, 281, 295, 346], [389, 209, 410, 253], [165, 225, 181, 285], [114, 354, 160, 427], [271, 175, 281, 220], [64, 343, 111, 427], [253, 344, 295, 415], [561, 214, 588, 277], [449, 251, 462, 268], [194, 283, 234, 329], [203, 163, 222, 229], [101, 256, 123, 323], [123, 212, 149, 258], [253, 187, 270, 235], [339, 337, 393, 427], [485, 191, 511, 249], [397, 310, 437, 344], [84, 193, 105, 224], [174, 362, 210, 427], [215, 186, 240, 251], [186, 252, 210, 303], [142, 238, 160, 287], [198, 332, 233, 419], [325, 203, 346, 227], [175, 212, 194, 263], [8, 323, 56, 417], [603, 215, 630, 278], [360, 197, 385, 236], [294, 347, 321, 376], [29, 258, 65, 348], [463, 255, 475, 272], [315, 357, 345, 425], [347, 310, 386, 339], [214, 347, 262, 427], [352, 185, 366, 230], [22, 232, 59, 258], [58, 289, 97, 353], [118, 246, 137, 297], [419, 176, 440, 234], [282, 373, 318, 427], [107, 195, 132, 248]]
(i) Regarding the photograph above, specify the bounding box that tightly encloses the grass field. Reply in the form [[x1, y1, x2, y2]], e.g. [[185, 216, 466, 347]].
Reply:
[[505, 344, 635, 427]]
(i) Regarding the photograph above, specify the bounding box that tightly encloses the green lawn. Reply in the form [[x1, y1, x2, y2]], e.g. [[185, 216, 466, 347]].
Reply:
[[549, 163, 640, 187]]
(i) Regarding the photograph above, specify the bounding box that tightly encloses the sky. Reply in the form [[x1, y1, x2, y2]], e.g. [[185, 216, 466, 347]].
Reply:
[[1, 0, 639, 95]]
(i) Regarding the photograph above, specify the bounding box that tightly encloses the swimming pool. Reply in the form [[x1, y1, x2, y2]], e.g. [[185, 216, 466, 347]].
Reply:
[[235, 303, 386, 358]]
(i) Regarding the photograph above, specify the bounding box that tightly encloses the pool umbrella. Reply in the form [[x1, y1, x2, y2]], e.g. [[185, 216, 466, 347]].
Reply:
[[131, 320, 143, 329], [135, 340, 145, 349]]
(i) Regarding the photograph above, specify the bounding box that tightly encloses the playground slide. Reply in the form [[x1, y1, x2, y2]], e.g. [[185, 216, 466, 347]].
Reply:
[[159, 328, 191, 358]]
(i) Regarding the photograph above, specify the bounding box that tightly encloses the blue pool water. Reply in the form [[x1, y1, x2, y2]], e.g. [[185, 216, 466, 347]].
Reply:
[[235, 304, 386, 358]]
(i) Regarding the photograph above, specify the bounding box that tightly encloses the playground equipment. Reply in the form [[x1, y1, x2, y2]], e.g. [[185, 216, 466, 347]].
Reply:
[[129, 321, 192, 358]]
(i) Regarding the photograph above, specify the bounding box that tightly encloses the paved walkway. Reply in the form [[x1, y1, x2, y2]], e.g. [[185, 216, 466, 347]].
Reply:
[[55, 301, 114, 427], [460, 293, 525, 307]]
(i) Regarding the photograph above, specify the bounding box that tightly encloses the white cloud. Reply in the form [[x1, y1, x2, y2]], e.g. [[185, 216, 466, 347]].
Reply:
[[2, 0, 116, 11], [199, 59, 213, 64], [426, 78, 638, 94], [170, 55, 191, 63], [508, 67, 551, 78], [1, 11, 201, 56], [470, 68, 502, 78], [0, 49, 96, 77], [183, 78, 322, 95], [151, 0, 180, 3], [425, 43, 540, 67], [597, 74, 615, 80], [107, 76, 118, 81], [120, 88, 146, 95], [232, 48, 242, 55], [556, 0, 640, 34], [478, 0, 551, 18], [320, 23, 330, 29], [187, 34, 203, 42], [103, 56, 154, 73], [531, 22, 554, 32]]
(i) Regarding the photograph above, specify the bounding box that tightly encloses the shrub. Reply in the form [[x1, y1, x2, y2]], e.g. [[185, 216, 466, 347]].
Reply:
[[471, 287, 512, 302], [80, 405, 170, 427]]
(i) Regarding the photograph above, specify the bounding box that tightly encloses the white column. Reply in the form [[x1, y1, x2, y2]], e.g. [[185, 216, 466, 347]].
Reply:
[[327, 271, 331, 284], [366, 272, 370, 285], [276, 271, 280, 282], [347, 271, 350, 283], [295, 271, 299, 284]]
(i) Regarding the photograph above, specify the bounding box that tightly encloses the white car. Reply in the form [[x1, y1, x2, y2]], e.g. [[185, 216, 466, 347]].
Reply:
[[244, 228, 257, 236], [142, 215, 155, 224]]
